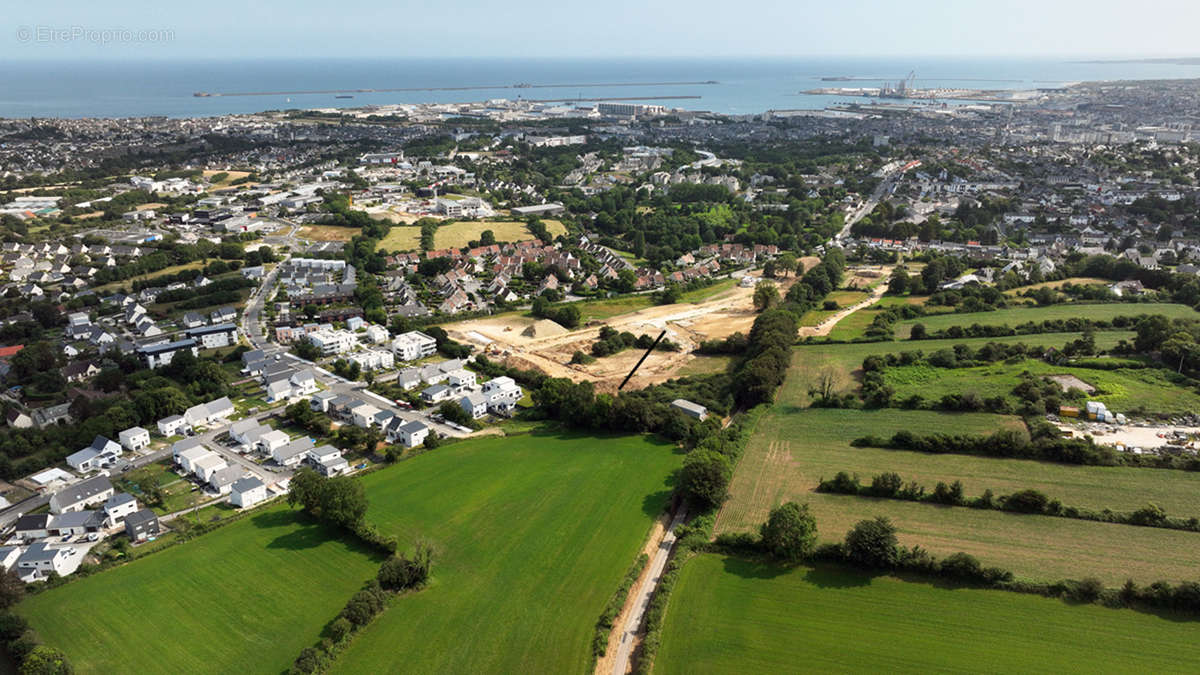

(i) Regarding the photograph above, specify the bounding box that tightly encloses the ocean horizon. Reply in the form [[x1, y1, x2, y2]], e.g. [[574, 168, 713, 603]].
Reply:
[[3, 56, 1200, 119]]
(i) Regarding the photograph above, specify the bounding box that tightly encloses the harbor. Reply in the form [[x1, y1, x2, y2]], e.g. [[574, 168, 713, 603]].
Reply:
[[194, 80, 718, 97]]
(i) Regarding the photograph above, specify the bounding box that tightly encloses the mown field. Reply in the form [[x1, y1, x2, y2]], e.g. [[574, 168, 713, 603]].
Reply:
[[654, 555, 1200, 674], [378, 219, 567, 251], [882, 358, 1200, 414], [787, 331, 1135, 405], [331, 429, 681, 674], [799, 290, 869, 327], [721, 371, 1200, 584], [1002, 277, 1112, 295], [20, 507, 383, 674], [893, 302, 1200, 338]]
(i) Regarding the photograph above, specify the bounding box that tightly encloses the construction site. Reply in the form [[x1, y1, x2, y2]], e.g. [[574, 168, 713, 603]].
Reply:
[[443, 273, 786, 392]]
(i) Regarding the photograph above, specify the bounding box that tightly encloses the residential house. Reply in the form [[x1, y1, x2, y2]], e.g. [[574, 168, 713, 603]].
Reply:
[[186, 324, 239, 349], [231, 477, 268, 508], [421, 383, 453, 404], [351, 403, 382, 429], [256, 429, 289, 455], [482, 376, 522, 414], [30, 403, 72, 428], [17, 543, 71, 580], [181, 312, 207, 329], [272, 437, 314, 467], [446, 369, 476, 391], [125, 509, 160, 542], [118, 426, 150, 452], [208, 465, 244, 495], [157, 414, 188, 437], [49, 475, 115, 514], [5, 409, 32, 429], [62, 360, 100, 383], [65, 436, 122, 472], [390, 331, 437, 361], [14, 514, 52, 540], [459, 392, 488, 419], [103, 493, 139, 526], [386, 419, 430, 448]]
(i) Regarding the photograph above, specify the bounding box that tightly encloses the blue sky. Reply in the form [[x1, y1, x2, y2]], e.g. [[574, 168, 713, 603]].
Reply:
[[5, 0, 1199, 60]]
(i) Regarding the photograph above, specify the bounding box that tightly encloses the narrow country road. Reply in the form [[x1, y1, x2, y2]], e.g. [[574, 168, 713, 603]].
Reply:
[[799, 282, 888, 338], [611, 506, 688, 675]]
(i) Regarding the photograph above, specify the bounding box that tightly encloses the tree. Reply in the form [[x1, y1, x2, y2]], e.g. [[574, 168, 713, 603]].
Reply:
[[910, 323, 927, 340], [887, 267, 910, 295], [328, 617, 352, 642], [479, 229, 496, 246], [760, 502, 817, 562], [680, 449, 731, 509], [19, 646, 72, 675], [778, 252, 798, 277], [0, 569, 24, 609], [322, 477, 369, 529], [844, 517, 899, 568], [753, 281, 780, 312]]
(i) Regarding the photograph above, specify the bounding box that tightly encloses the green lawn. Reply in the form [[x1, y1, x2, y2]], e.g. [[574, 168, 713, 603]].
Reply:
[[677, 355, 734, 377], [894, 302, 1200, 338], [331, 429, 681, 674], [800, 290, 869, 327], [883, 358, 1200, 414], [20, 506, 383, 674], [654, 555, 1200, 674]]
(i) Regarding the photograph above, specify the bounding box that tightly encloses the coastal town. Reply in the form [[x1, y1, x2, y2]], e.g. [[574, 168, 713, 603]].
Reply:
[[1, 64, 1200, 674]]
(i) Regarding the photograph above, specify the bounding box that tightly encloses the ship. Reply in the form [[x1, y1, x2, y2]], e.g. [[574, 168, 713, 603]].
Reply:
[[193, 92, 212, 97], [822, 76, 854, 82], [513, 83, 532, 88], [335, 95, 354, 99]]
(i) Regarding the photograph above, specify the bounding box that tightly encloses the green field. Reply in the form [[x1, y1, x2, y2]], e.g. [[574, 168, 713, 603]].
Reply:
[[677, 355, 734, 377], [799, 290, 869, 327], [720, 393, 1200, 584], [331, 429, 681, 674], [654, 555, 1200, 674], [894, 302, 1200, 338], [883, 358, 1200, 414], [20, 507, 382, 674], [787, 332, 1135, 406]]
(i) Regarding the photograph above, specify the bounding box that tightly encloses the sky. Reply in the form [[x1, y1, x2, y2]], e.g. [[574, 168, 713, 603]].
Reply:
[[4, 0, 1200, 61]]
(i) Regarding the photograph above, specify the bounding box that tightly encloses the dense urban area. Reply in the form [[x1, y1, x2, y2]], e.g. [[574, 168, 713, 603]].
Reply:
[[1, 77, 1200, 674]]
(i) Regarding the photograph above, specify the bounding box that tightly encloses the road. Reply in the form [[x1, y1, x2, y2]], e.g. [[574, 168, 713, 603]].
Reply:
[[834, 173, 899, 243], [240, 250, 469, 439], [611, 506, 687, 675]]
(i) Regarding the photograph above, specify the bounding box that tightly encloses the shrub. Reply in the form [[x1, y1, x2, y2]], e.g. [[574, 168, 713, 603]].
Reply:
[[844, 517, 899, 569], [759, 502, 817, 562]]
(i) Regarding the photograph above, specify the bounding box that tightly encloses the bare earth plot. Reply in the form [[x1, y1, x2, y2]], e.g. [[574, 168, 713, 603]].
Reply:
[[444, 277, 775, 392]]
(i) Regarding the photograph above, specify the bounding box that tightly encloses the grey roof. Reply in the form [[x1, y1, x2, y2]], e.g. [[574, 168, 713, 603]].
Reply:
[[19, 542, 63, 564], [14, 514, 50, 531], [185, 323, 237, 337], [422, 384, 450, 396], [232, 477, 264, 493], [397, 419, 428, 434], [462, 392, 488, 406], [206, 397, 234, 416], [137, 338, 196, 355], [104, 492, 136, 509], [53, 475, 113, 508], [159, 414, 184, 425], [65, 447, 100, 466], [125, 508, 158, 527], [229, 418, 260, 436], [670, 398, 708, 415], [274, 437, 314, 460], [209, 465, 244, 488], [49, 510, 103, 529], [172, 437, 204, 455]]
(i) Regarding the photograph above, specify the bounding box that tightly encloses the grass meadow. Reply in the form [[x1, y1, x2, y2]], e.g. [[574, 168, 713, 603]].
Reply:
[[20, 507, 383, 674], [882, 358, 1200, 414], [330, 429, 681, 674], [653, 555, 1200, 674], [893, 302, 1200, 338], [378, 219, 566, 252]]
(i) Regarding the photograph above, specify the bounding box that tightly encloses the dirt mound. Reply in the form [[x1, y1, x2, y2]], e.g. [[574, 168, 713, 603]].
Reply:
[[522, 319, 568, 338]]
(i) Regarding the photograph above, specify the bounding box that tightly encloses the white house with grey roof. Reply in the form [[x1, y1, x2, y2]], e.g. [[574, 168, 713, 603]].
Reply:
[[118, 426, 150, 452], [386, 419, 430, 448], [17, 543, 70, 581], [272, 437, 314, 467], [103, 493, 139, 526], [49, 475, 114, 514], [66, 436, 122, 472], [157, 414, 188, 437], [231, 477, 268, 508]]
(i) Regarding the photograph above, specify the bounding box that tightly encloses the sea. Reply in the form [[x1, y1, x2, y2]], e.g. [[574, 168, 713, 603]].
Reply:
[[2, 57, 1199, 119]]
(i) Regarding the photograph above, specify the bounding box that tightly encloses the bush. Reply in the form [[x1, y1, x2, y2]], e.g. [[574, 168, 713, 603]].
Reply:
[[759, 502, 817, 562], [844, 517, 899, 569], [328, 617, 352, 643]]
